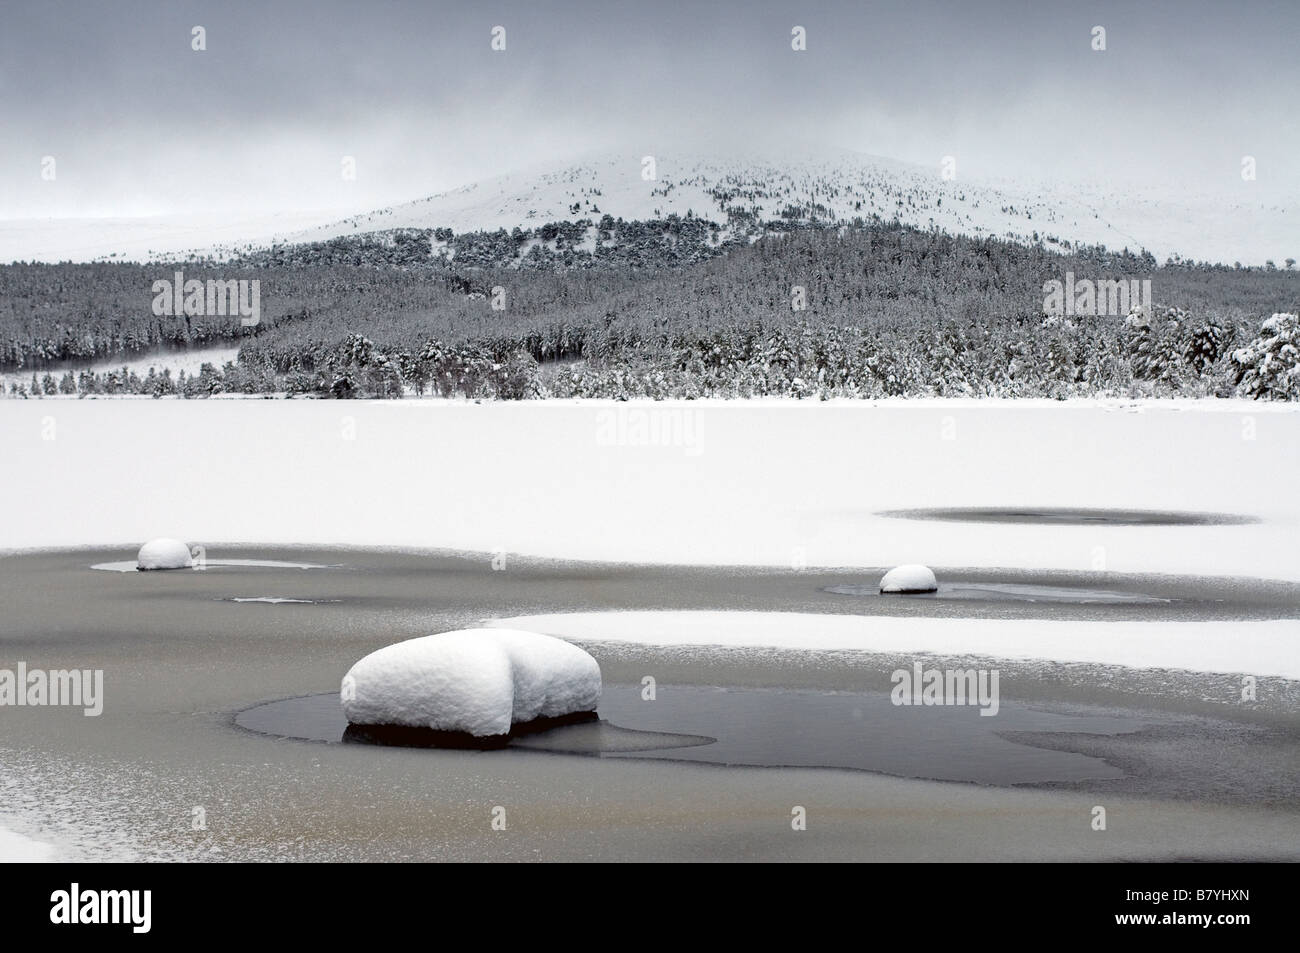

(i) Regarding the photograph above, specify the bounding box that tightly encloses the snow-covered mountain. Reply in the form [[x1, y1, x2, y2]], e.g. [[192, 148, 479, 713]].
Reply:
[[251, 149, 1296, 267], [3, 149, 1294, 266]]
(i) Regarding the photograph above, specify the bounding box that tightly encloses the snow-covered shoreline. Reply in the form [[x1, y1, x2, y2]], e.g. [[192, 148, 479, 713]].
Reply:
[[0, 344, 240, 396], [5, 394, 1300, 410]]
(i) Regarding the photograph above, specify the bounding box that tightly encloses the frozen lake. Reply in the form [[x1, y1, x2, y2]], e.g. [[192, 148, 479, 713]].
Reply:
[[2, 400, 1298, 861], [0, 546, 1297, 861]]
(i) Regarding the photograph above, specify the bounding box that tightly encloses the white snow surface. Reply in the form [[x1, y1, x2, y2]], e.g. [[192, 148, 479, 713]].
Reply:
[[341, 629, 601, 737], [2, 399, 1296, 582], [880, 564, 938, 593], [230, 597, 316, 604], [92, 557, 333, 573], [490, 611, 1300, 681], [136, 538, 192, 570], [0, 825, 56, 862]]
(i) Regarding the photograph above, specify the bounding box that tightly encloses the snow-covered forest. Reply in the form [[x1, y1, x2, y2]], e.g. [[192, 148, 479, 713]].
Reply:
[[3, 222, 1298, 400]]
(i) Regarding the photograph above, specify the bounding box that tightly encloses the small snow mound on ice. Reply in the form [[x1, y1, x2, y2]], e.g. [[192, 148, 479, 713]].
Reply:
[[879, 564, 938, 593], [341, 629, 601, 737], [136, 538, 193, 571]]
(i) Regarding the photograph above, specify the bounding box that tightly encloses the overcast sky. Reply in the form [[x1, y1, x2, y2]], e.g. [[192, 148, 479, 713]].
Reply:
[[2, 0, 1296, 218]]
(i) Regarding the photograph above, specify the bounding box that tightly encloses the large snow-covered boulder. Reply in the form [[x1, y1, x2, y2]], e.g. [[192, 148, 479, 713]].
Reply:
[[341, 629, 602, 738], [137, 538, 193, 571], [879, 564, 938, 594]]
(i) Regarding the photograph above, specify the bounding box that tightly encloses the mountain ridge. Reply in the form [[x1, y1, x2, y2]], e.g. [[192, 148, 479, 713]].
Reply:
[[2, 149, 1294, 267], [242, 149, 1295, 268]]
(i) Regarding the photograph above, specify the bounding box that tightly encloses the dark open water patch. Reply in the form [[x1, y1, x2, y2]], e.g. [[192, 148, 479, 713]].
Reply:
[[877, 507, 1259, 526], [825, 582, 1172, 605], [237, 685, 1148, 786], [238, 692, 713, 753]]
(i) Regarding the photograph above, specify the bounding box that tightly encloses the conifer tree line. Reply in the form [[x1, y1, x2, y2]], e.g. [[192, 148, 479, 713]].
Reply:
[[2, 220, 1296, 399]]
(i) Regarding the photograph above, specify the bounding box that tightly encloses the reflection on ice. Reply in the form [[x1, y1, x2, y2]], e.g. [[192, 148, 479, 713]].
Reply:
[[91, 558, 337, 573]]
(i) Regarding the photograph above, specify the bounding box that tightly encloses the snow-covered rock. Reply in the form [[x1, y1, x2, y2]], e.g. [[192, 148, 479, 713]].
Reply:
[[341, 629, 601, 738], [136, 538, 193, 571], [879, 564, 938, 594]]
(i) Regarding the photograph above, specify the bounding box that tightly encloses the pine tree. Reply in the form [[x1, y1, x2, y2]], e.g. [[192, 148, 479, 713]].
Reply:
[[1233, 313, 1300, 400]]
